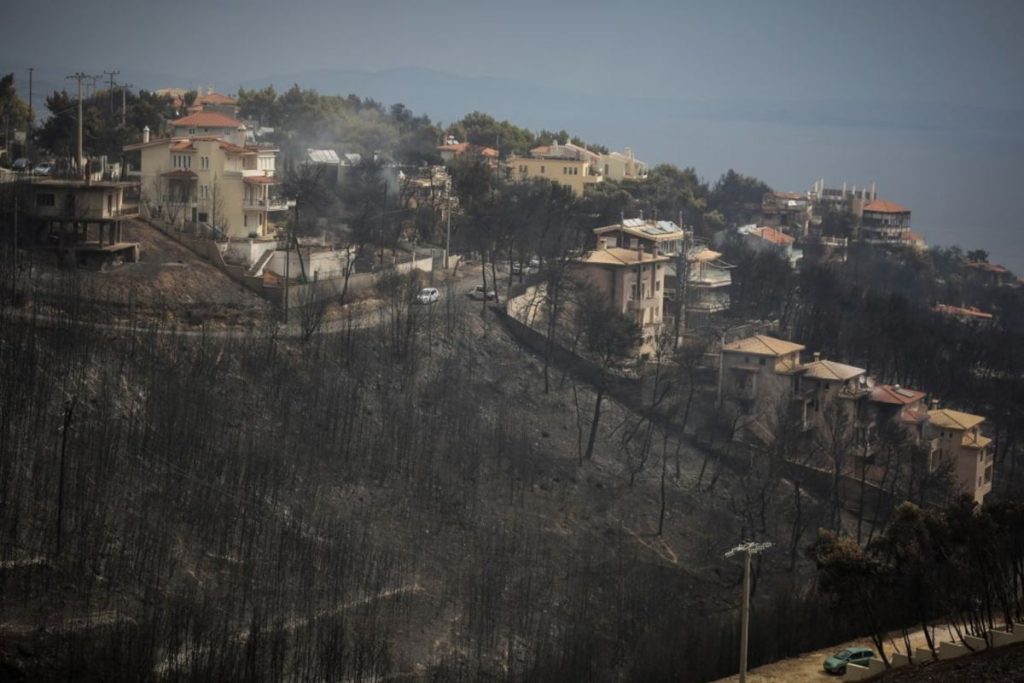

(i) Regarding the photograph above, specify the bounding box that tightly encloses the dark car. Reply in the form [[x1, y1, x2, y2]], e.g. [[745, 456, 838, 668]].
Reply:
[[11, 158, 30, 172], [823, 647, 875, 674]]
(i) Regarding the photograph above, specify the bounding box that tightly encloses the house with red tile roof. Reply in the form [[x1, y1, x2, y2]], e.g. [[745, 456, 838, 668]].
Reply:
[[124, 119, 284, 243], [736, 224, 803, 266], [859, 198, 925, 247]]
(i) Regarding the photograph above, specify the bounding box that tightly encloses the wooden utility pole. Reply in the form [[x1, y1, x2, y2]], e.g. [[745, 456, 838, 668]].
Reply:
[[27, 67, 33, 161], [120, 83, 133, 128], [104, 70, 120, 115], [725, 541, 772, 683]]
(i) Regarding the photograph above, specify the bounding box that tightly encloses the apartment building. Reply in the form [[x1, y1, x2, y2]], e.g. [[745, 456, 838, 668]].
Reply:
[[592, 219, 733, 328], [125, 113, 284, 242], [926, 409, 993, 504], [568, 238, 670, 356]]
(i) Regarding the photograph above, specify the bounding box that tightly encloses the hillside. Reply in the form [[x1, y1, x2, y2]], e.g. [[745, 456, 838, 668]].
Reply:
[[0, 245, 846, 681]]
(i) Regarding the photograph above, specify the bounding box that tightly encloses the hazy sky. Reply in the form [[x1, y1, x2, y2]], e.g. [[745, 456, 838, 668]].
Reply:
[[6, 0, 1023, 109], [4, 1, 1024, 269]]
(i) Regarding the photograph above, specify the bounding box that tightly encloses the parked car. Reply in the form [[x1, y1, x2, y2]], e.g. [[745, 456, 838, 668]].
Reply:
[[11, 158, 30, 172], [415, 287, 440, 304], [32, 161, 55, 176], [528, 256, 540, 269], [823, 647, 875, 674], [511, 261, 523, 275], [469, 285, 496, 301]]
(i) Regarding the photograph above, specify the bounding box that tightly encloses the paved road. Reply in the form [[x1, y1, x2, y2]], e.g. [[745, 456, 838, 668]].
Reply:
[[713, 624, 951, 682]]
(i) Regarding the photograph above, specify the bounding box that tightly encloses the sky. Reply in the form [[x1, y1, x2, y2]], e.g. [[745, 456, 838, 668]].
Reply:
[[4, 0, 1024, 269]]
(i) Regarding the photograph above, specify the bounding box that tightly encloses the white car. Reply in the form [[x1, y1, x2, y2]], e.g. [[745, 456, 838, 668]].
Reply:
[[469, 285, 496, 301], [415, 287, 440, 304], [33, 162, 55, 176]]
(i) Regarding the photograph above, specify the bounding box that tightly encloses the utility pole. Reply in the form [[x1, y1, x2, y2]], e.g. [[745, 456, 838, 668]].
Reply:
[[27, 67, 33, 161], [67, 72, 97, 178], [444, 189, 452, 270], [104, 70, 120, 115], [725, 541, 773, 683], [120, 83, 133, 128]]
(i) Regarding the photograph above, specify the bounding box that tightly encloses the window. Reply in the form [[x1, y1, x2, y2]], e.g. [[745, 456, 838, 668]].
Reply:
[[188, 128, 195, 135], [759, 358, 766, 366], [540, 165, 545, 173], [197, 212, 208, 222], [36, 193, 55, 206]]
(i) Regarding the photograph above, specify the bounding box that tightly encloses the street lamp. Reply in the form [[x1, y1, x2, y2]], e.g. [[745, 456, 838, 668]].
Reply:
[[725, 541, 773, 683]]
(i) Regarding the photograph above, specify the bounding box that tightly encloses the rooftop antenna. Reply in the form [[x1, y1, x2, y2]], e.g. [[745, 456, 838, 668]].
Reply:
[[725, 541, 773, 683]]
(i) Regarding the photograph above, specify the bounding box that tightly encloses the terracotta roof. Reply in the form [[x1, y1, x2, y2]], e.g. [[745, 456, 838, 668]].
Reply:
[[932, 304, 993, 320], [438, 142, 469, 153], [243, 176, 278, 185], [800, 359, 866, 382], [722, 335, 804, 357], [870, 385, 926, 405], [170, 111, 244, 128], [170, 140, 194, 152], [574, 246, 670, 267], [928, 409, 984, 431], [161, 170, 197, 178], [962, 432, 992, 449], [479, 147, 499, 158], [690, 248, 722, 262], [863, 199, 910, 214], [196, 92, 237, 105], [742, 226, 795, 246], [904, 231, 925, 243], [968, 261, 1009, 274]]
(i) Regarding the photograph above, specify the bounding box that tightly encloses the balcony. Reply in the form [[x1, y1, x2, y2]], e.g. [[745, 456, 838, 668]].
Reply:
[[689, 271, 731, 287], [243, 198, 289, 211], [112, 205, 140, 217], [627, 296, 660, 312]]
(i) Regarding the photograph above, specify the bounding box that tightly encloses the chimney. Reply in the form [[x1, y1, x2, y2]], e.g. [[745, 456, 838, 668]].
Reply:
[[598, 237, 608, 251], [813, 351, 821, 362], [931, 399, 940, 410], [870, 181, 876, 200], [142, 125, 150, 143]]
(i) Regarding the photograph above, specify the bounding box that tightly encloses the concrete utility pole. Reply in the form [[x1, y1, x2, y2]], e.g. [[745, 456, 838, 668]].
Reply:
[[67, 72, 97, 177], [725, 541, 773, 683]]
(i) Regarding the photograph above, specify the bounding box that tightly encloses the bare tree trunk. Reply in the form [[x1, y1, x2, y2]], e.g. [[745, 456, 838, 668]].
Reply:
[[584, 386, 605, 461]]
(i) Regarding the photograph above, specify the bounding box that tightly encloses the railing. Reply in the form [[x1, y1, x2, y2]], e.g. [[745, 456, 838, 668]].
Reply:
[[689, 271, 731, 287], [243, 198, 289, 211], [114, 205, 140, 217], [627, 296, 660, 312]]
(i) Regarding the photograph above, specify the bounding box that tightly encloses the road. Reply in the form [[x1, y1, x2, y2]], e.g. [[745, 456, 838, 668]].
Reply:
[[713, 624, 953, 682]]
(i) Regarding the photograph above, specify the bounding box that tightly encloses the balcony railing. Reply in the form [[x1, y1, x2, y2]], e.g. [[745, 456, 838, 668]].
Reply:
[[627, 296, 660, 312], [243, 198, 289, 211]]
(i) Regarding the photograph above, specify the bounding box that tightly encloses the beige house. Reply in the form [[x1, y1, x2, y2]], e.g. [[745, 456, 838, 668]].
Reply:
[[925, 409, 993, 504], [125, 113, 284, 242], [568, 239, 670, 356], [507, 141, 648, 196], [22, 178, 140, 266], [599, 148, 648, 182], [718, 335, 805, 415], [792, 355, 868, 430], [592, 219, 733, 328]]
